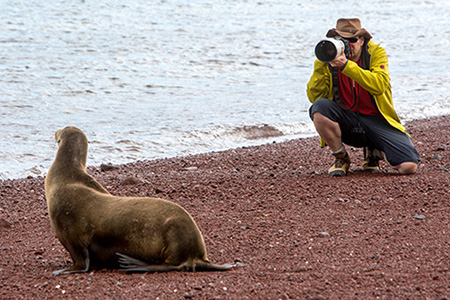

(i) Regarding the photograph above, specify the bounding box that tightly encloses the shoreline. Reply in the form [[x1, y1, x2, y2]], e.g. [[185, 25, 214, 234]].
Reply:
[[1, 115, 450, 298], [1, 114, 445, 183]]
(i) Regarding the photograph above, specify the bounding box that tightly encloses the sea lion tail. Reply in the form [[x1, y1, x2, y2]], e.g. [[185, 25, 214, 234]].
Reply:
[[192, 261, 246, 272]]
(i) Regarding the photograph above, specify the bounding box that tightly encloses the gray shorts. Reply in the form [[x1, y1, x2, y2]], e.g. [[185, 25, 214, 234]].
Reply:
[[309, 98, 420, 166]]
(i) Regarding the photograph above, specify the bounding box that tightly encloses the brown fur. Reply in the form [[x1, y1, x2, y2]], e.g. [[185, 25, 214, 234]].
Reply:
[[45, 126, 240, 275]]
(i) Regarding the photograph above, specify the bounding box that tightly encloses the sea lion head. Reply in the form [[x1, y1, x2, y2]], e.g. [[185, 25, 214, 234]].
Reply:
[[53, 126, 89, 170]]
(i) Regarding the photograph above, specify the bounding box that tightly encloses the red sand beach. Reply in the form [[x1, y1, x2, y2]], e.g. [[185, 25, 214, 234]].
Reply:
[[1, 115, 449, 299]]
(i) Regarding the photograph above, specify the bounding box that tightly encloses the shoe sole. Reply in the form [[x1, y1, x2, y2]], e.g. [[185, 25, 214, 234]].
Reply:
[[329, 170, 347, 176], [362, 164, 380, 173]]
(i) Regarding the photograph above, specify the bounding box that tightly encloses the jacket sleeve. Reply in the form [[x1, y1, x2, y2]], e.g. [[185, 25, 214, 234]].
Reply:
[[341, 44, 390, 96], [306, 59, 333, 103]]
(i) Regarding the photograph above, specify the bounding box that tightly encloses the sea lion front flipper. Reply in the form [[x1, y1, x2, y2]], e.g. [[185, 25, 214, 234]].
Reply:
[[52, 244, 90, 275], [52, 256, 90, 275]]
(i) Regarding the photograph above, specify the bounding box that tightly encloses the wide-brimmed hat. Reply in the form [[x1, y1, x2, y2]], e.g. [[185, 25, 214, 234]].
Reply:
[[326, 18, 372, 39]]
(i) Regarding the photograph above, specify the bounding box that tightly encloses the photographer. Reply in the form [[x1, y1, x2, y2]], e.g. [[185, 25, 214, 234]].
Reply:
[[306, 18, 419, 176]]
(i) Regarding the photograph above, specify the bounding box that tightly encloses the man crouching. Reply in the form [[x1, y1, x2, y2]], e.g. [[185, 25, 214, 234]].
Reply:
[[307, 18, 419, 176]]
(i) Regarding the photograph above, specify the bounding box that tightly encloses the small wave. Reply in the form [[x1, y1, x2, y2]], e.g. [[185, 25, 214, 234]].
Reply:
[[232, 124, 284, 140], [188, 121, 315, 145]]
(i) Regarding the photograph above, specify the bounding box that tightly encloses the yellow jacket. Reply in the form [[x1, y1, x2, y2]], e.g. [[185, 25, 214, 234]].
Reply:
[[306, 40, 406, 147]]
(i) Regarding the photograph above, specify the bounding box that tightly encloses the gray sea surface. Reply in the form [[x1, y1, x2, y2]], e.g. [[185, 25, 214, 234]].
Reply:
[[1, 0, 449, 179]]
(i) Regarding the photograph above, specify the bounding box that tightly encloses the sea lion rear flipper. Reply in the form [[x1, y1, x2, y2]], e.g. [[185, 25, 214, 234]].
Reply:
[[117, 253, 244, 273], [116, 252, 179, 273], [193, 261, 246, 271], [117, 253, 148, 268]]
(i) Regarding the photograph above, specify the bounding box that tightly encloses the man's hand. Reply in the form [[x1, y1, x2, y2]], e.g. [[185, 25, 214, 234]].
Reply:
[[329, 48, 348, 69]]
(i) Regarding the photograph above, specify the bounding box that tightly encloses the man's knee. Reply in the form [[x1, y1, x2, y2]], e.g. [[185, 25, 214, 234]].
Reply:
[[312, 98, 334, 111], [312, 112, 338, 128], [312, 111, 326, 122], [309, 98, 335, 120]]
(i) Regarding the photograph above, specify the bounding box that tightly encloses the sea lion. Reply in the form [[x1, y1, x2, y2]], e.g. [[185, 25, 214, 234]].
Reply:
[[45, 126, 240, 275]]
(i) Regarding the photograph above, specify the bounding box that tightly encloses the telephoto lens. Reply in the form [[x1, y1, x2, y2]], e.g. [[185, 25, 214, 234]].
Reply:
[[314, 37, 349, 63]]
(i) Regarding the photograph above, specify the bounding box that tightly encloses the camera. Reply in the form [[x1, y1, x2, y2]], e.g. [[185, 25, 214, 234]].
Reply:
[[314, 36, 350, 63]]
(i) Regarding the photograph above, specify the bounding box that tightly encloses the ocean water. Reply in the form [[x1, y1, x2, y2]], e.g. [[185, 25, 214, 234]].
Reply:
[[1, 0, 449, 179]]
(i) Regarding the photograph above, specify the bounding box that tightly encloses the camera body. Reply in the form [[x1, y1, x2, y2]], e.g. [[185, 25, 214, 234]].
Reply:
[[314, 36, 350, 63]]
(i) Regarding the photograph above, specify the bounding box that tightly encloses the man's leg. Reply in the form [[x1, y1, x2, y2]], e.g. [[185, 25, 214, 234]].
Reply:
[[309, 98, 360, 176], [312, 112, 351, 176], [312, 112, 343, 153]]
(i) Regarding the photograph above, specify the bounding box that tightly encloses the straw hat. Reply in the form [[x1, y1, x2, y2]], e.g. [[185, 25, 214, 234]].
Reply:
[[326, 18, 372, 39]]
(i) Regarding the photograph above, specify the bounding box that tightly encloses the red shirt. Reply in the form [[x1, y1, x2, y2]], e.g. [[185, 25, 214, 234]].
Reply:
[[338, 59, 381, 116]]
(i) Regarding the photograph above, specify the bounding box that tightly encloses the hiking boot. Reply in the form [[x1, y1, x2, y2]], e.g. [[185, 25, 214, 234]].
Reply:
[[328, 149, 350, 176], [362, 147, 384, 172]]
